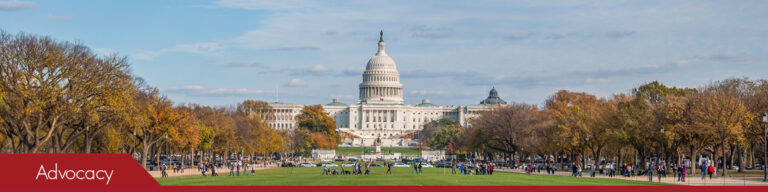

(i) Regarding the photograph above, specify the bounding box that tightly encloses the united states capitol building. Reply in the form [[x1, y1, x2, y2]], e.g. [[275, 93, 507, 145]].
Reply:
[[269, 31, 507, 148]]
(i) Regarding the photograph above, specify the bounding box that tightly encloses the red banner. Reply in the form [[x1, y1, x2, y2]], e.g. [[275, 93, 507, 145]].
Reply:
[[0, 154, 159, 192]]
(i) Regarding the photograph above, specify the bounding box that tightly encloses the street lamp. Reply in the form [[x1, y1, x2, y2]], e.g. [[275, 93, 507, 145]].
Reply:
[[762, 112, 767, 182], [661, 128, 665, 170], [585, 136, 590, 166]]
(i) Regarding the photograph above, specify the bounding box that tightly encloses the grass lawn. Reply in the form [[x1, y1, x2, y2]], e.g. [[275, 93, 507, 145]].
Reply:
[[157, 167, 674, 186], [335, 147, 420, 156]]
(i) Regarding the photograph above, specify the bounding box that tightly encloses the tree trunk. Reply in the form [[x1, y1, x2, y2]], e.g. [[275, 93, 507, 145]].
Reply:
[[191, 148, 196, 166], [84, 125, 92, 153], [721, 141, 727, 177], [155, 146, 161, 168], [740, 146, 746, 173], [140, 139, 151, 169], [690, 146, 696, 175], [638, 148, 646, 169], [751, 145, 756, 168]]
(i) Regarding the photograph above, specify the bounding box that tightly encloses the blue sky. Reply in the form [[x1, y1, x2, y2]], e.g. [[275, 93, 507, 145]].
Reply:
[[2, 0, 767, 107]]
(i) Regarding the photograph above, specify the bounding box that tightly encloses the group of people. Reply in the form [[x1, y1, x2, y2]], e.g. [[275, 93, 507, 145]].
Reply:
[[227, 161, 257, 176], [523, 161, 697, 183], [454, 162, 494, 175], [317, 161, 498, 176], [699, 162, 716, 180], [411, 162, 424, 175], [321, 161, 372, 175], [199, 162, 218, 176]]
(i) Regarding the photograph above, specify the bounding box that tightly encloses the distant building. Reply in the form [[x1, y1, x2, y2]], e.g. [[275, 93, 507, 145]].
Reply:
[[421, 150, 446, 162], [270, 31, 507, 147], [311, 149, 336, 161]]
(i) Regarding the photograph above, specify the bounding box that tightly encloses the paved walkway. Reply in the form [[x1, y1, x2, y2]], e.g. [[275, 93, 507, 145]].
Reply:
[[149, 165, 278, 178], [499, 168, 768, 186]]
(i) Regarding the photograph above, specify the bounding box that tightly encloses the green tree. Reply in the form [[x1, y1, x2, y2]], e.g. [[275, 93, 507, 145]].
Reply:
[[421, 119, 461, 150]]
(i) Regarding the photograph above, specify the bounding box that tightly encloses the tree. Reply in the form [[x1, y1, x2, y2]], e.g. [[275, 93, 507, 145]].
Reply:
[[545, 90, 598, 165], [197, 124, 214, 163], [1, 31, 90, 152], [690, 88, 753, 176], [289, 128, 313, 155], [296, 105, 338, 148], [246, 113, 284, 157], [624, 81, 695, 169], [420, 119, 462, 150], [171, 105, 202, 167], [128, 84, 181, 169], [470, 103, 549, 162], [236, 100, 275, 122]]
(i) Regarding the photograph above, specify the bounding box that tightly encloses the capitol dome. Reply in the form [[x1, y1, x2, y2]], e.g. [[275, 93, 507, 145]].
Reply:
[[359, 30, 404, 104]]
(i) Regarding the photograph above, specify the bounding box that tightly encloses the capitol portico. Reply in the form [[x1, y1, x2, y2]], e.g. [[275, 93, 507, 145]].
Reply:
[[269, 31, 507, 147]]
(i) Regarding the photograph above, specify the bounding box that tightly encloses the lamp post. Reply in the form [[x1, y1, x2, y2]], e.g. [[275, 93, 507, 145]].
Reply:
[[585, 135, 590, 167], [661, 127, 665, 171], [763, 112, 767, 182]]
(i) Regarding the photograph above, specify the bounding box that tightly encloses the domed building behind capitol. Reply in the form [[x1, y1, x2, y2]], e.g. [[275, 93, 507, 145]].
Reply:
[[269, 31, 508, 147]]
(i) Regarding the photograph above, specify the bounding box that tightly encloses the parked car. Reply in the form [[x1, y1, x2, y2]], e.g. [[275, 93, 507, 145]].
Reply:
[[421, 163, 434, 168], [298, 162, 316, 167], [436, 162, 452, 168], [334, 158, 345, 162], [343, 162, 356, 167], [370, 163, 384, 167], [318, 162, 338, 167], [281, 162, 296, 167], [393, 162, 409, 167]]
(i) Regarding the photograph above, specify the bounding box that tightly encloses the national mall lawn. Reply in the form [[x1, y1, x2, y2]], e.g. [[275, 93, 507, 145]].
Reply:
[[156, 167, 672, 186]]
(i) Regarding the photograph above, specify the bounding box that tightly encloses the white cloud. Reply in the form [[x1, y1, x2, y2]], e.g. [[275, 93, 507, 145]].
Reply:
[[285, 78, 306, 87], [161, 85, 267, 97], [709, 52, 752, 63], [133, 42, 222, 61], [276, 46, 320, 51], [288, 65, 333, 76], [214, 0, 321, 10], [172, 42, 222, 55], [409, 90, 446, 96], [45, 13, 73, 21], [93, 48, 115, 56], [585, 78, 610, 84], [0, 0, 36, 11], [342, 66, 365, 76], [674, 60, 691, 67], [311, 65, 327, 72]]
